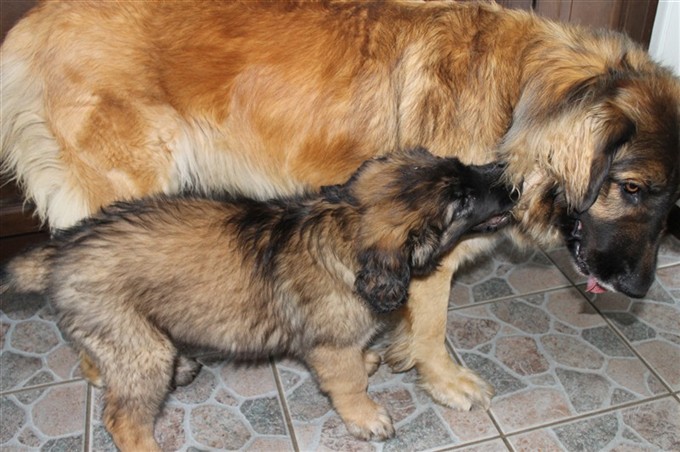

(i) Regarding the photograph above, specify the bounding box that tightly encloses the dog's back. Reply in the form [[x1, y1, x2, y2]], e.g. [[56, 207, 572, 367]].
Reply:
[[1, 0, 526, 229]]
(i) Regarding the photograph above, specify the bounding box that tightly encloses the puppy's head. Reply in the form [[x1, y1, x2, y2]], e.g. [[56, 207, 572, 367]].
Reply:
[[337, 147, 516, 313]]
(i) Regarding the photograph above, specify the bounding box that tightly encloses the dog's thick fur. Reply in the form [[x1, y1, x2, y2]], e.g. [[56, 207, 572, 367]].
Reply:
[[2, 0, 679, 411], [2, 149, 514, 450]]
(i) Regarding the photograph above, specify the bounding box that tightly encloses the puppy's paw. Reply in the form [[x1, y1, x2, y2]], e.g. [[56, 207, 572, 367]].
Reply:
[[80, 351, 104, 387], [421, 365, 493, 411], [173, 356, 203, 388], [345, 404, 394, 441], [384, 340, 416, 373], [363, 350, 382, 377]]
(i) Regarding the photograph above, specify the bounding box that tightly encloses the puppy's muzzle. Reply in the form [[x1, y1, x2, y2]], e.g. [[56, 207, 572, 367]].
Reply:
[[470, 211, 513, 233]]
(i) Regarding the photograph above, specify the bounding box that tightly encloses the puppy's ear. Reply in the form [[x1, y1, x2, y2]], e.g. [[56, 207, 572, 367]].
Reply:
[[355, 247, 410, 313], [575, 105, 635, 213], [320, 184, 350, 204], [408, 227, 443, 276]]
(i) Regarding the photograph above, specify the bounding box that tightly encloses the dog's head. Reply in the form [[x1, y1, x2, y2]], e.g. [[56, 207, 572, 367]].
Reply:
[[561, 79, 680, 297], [502, 35, 680, 298], [330, 147, 516, 313]]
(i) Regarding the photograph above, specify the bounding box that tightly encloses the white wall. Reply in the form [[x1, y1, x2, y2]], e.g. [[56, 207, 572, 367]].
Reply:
[[649, 0, 680, 76]]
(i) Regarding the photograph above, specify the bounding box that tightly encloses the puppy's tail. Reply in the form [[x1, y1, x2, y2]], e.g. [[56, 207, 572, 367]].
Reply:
[[1, 244, 55, 295]]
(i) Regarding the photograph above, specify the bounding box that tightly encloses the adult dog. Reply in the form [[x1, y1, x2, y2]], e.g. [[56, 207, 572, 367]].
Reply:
[[2, 149, 514, 450], [1, 1, 679, 411]]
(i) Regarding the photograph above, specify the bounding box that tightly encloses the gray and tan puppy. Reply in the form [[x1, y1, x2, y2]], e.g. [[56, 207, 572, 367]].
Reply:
[[2, 148, 515, 451]]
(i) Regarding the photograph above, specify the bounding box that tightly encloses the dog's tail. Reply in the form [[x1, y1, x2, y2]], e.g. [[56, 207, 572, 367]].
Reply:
[[1, 245, 55, 295]]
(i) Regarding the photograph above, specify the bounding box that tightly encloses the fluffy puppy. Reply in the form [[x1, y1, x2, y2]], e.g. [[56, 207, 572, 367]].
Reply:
[[2, 148, 515, 451]]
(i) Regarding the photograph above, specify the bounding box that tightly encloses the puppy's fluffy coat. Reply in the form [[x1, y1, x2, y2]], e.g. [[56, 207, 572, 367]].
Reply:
[[2, 149, 514, 451]]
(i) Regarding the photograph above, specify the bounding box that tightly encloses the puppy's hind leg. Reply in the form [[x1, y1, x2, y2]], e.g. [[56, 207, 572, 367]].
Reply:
[[307, 345, 394, 441], [89, 323, 177, 452], [79, 350, 103, 387], [102, 343, 175, 451]]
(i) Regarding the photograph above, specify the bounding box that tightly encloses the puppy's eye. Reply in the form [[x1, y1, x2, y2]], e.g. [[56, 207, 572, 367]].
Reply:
[[622, 181, 640, 195]]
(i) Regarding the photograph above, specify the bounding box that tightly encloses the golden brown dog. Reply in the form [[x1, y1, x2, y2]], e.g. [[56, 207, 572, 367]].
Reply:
[[2, 149, 515, 451], [1, 1, 679, 411]]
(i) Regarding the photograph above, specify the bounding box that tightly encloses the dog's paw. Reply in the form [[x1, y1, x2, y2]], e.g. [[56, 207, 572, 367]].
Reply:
[[173, 356, 203, 388], [344, 404, 394, 441], [420, 365, 493, 411], [363, 350, 382, 377]]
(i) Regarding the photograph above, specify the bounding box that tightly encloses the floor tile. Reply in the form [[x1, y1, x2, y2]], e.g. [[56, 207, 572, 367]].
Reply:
[[0, 381, 87, 450], [277, 358, 501, 451], [508, 396, 680, 451], [585, 264, 680, 391], [1, 292, 80, 393], [451, 438, 509, 451], [446, 287, 667, 434], [543, 246, 587, 285], [89, 358, 294, 451], [450, 238, 571, 308], [658, 234, 680, 268]]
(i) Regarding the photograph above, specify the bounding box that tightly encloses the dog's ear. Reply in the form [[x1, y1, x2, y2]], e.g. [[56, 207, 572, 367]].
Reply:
[[354, 247, 411, 313], [500, 57, 638, 214], [575, 105, 635, 213]]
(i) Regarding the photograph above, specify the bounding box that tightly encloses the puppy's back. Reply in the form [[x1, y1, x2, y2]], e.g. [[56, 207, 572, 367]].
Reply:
[[3, 196, 241, 299], [51, 196, 242, 290]]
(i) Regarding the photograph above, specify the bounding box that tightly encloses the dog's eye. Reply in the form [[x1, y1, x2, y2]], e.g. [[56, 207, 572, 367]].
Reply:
[[622, 181, 640, 195], [621, 180, 642, 196]]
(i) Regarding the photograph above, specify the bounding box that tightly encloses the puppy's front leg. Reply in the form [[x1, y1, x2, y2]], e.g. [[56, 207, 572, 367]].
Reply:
[[306, 346, 394, 441]]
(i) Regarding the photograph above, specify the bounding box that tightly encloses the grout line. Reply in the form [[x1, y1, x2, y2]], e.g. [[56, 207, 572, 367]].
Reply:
[[444, 335, 464, 367], [656, 260, 680, 270], [431, 435, 511, 451], [447, 283, 575, 313], [270, 358, 300, 452], [82, 383, 94, 452], [501, 392, 675, 439], [541, 248, 584, 288], [0, 377, 85, 397]]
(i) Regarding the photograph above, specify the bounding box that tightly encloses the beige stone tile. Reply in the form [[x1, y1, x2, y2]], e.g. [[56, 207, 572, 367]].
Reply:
[[447, 288, 667, 433], [1, 381, 86, 450], [511, 396, 680, 451]]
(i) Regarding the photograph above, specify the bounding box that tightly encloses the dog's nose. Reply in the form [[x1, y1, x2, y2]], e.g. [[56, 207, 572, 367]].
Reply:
[[509, 186, 521, 203], [571, 219, 583, 239]]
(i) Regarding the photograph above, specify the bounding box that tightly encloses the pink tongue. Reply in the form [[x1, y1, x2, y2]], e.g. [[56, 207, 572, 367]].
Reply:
[[586, 276, 607, 294]]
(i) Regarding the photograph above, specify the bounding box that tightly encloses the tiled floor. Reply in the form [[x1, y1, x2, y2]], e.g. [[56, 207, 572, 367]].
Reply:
[[1, 234, 679, 451]]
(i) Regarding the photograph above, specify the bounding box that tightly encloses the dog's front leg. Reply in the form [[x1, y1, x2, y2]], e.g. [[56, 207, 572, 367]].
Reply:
[[384, 238, 495, 411], [306, 345, 394, 441]]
